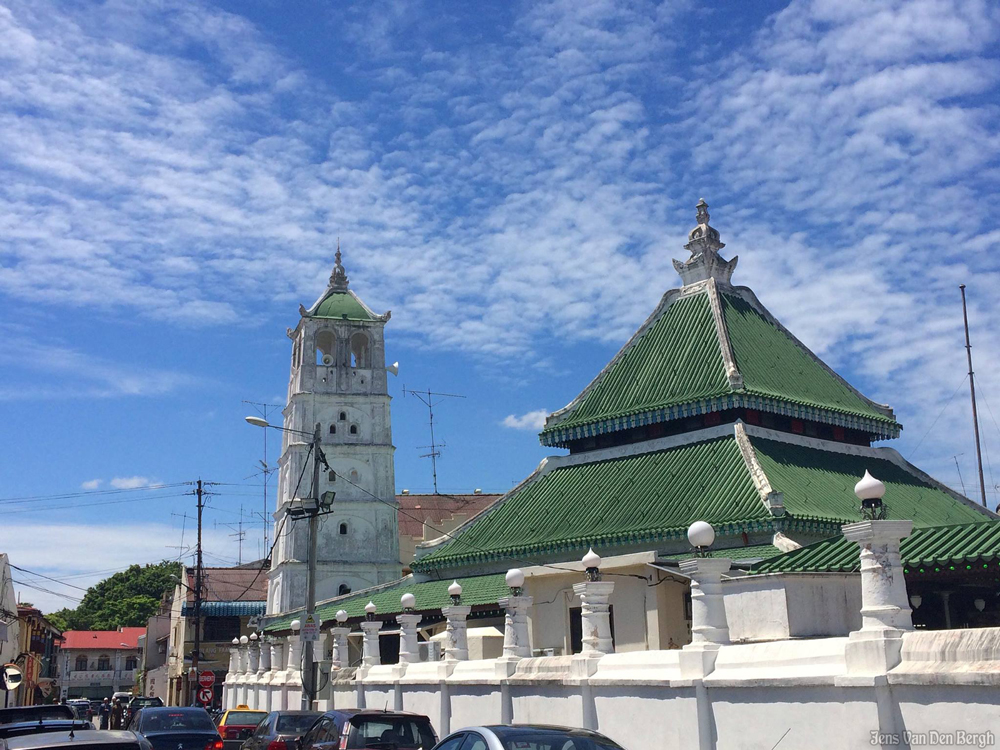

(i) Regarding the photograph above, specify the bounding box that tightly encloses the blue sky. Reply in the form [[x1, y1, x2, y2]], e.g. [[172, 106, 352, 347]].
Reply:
[[2, 0, 999, 613]]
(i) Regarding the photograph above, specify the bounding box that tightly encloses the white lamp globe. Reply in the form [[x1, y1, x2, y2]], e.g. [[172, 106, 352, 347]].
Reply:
[[582, 547, 602, 569], [975, 598, 986, 612], [289, 619, 301, 632], [505, 568, 525, 589], [687, 521, 716, 549], [448, 581, 463, 597], [336, 609, 348, 623], [365, 601, 377, 615], [239, 635, 249, 644], [401, 593, 416, 610], [854, 470, 886, 501], [249, 632, 258, 641], [232, 638, 240, 646]]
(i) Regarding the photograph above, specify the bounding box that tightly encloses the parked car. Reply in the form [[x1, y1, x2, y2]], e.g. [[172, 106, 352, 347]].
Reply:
[[0, 729, 151, 750], [215, 708, 267, 750], [125, 698, 163, 726], [240, 712, 320, 750], [0, 707, 76, 727], [298, 710, 437, 750], [430, 726, 625, 750], [127, 707, 222, 750], [0, 706, 92, 741], [65, 701, 93, 722]]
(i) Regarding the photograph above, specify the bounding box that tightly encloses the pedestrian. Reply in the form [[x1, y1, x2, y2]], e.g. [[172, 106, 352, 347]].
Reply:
[[110, 698, 123, 730], [99, 698, 110, 730]]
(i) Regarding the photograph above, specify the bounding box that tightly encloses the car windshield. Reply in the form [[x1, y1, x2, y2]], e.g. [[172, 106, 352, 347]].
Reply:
[[498, 733, 624, 750], [225, 712, 265, 726], [349, 718, 436, 750], [141, 711, 216, 732], [275, 715, 320, 735]]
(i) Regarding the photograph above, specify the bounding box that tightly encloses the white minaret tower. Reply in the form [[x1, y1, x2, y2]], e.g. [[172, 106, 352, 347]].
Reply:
[[267, 248, 401, 615]]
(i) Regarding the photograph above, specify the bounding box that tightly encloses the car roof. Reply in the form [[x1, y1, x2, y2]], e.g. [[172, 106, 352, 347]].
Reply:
[[0, 708, 76, 725], [322, 710, 427, 719], [484, 726, 610, 738], [3, 730, 139, 749], [138, 708, 207, 715]]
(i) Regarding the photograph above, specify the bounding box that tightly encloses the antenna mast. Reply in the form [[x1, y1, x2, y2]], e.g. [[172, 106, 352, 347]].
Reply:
[[243, 399, 282, 556], [403, 387, 465, 494], [959, 285, 988, 507]]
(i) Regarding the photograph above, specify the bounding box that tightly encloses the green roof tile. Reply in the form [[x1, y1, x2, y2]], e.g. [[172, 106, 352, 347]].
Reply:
[[658, 542, 780, 562], [264, 573, 507, 632], [751, 437, 990, 528], [751, 520, 1000, 574], [722, 294, 896, 428], [312, 291, 374, 321], [414, 435, 769, 572]]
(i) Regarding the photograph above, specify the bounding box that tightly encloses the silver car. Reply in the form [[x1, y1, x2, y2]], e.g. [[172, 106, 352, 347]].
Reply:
[[431, 725, 625, 750]]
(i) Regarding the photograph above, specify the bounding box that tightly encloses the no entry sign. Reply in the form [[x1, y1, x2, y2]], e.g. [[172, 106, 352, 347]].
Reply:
[[198, 671, 216, 688]]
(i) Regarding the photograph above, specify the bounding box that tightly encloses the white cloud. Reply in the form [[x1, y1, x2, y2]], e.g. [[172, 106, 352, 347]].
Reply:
[[502, 409, 550, 431], [80, 479, 101, 490], [109, 476, 151, 490]]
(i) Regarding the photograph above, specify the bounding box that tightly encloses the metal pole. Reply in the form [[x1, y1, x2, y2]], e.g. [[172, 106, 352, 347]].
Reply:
[[302, 423, 321, 709], [192, 479, 204, 704], [960, 285, 988, 507]]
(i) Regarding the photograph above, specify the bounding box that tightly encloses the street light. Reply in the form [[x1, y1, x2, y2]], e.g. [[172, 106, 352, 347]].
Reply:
[[244, 416, 330, 710]]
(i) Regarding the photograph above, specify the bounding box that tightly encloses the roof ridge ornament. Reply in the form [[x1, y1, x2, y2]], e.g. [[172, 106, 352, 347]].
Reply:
[[673, 199, 739, 287], [329, 239, 349, 292]]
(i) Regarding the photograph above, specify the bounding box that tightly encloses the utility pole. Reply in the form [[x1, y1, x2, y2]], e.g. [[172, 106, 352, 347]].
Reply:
[[243, 400, 282, 556], [960, 285, 988, 507], [302, 422, 321, 710], [403, 387, 465, 494], [191, 479, 205, 705]]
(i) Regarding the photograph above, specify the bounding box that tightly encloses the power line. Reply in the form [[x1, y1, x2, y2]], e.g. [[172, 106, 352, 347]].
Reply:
[[0, 482, 193, 505], [0, 493, 193, 515], [12, 579, 82, 604], [9, 564, 90, 593]]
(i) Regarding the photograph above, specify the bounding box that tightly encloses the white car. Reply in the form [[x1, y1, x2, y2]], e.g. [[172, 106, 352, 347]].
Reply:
[[431, 725, 625, 750]]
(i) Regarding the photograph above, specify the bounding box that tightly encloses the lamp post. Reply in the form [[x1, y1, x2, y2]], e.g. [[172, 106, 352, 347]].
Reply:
[[245, 416, 330, 709]]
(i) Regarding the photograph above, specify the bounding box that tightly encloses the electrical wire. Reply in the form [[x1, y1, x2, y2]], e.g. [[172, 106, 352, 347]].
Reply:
[[906, 374, 968, 462], [12, 579, 82, 604], [0, 493, 194, 515], [9, 564, 90, 593], [0, 482, 193, 505]]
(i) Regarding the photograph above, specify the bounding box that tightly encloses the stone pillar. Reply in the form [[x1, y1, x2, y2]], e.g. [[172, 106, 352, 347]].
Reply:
[[287, 634, 303, 675], [238, 643, 250, 674], [330, 628, 351, 668], [227, 645, 239, 676], [572, 580, 616, 655], [271, 640, 286, 672], [441, 606, 471, 661], [843, 520, 914, 634], [360, 621, 383, 667], [396, 614, 421, 664], [679, 558, 732, 647], [248, 640, 261, 674], [499, 595, 533, 659], [258, 639, 270, 677]]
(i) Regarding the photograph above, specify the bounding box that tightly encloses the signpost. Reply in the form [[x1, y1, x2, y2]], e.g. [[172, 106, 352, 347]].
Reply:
[[198, 671, 216, 689], [197, 687, 214, 705], [301, 614, 319, 642]]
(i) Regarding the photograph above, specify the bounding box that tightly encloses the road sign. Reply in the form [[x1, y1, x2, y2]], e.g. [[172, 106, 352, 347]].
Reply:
[[197, 687, 213, 705], [301, 613, 319, 642], [198, 671, 215, 688]]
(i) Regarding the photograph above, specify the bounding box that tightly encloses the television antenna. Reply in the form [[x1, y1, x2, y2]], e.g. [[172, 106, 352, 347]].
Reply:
[[242, 399, 282, 554], [403, 387, 465, 494], [216, 506, 249, 565]]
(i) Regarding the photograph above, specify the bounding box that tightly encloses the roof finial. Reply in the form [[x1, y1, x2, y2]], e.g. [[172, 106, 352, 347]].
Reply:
[[329, 238, 349, 291], [672, 198, 738, 287]]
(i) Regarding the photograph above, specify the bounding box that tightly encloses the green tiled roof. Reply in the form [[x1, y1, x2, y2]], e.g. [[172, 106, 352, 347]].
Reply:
[[752, 438, 989, 529], [312, 291, 374, 321], [264, 574, 507, 632], [751, 521, 1000, 574], [413, 435, 769, 572], [722, 294, 893, 428], [540, 286, 900, 447], [658, 542, 780, 562]]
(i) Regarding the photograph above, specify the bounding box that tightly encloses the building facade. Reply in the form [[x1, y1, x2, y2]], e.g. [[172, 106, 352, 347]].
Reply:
[[14, 605, 61, 706], [58, 628, 143, 700], [267, 250, 401, 615]]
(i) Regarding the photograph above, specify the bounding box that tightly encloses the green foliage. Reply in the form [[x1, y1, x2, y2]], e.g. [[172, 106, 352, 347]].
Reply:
[[48, 561, 181, 630]]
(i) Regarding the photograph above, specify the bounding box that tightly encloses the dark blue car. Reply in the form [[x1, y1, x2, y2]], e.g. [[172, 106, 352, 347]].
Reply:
[[127, 708, 222, 750]]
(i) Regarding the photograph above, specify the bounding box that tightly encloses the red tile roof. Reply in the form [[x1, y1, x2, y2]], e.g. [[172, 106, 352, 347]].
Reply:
[[60, 627, 145, 650], [396, 493, 500, 538]]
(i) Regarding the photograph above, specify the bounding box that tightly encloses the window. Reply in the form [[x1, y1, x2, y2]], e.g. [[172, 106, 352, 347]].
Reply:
[[329, 425, 336, 435], [74, 655, 87, 672], [339, 523, 348, 535], [349, 469, 359, 482], [350, 332, 369, 368], [338, 584, 351, 596], [204, 616, 241, 642], [97, 655, 111, 671], [328, 471, 336, 482], [459, 734, 487, 750], [339, 411, 347, 421], [315, 331, 336, 366], [125, 656, 137, 671], [349, 424, 358, 435], [433, 737, 466, 750]]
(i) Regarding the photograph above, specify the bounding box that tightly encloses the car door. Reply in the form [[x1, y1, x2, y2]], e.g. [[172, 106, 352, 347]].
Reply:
[[245, 715, 271, 750], [300, 717, 334, 750]]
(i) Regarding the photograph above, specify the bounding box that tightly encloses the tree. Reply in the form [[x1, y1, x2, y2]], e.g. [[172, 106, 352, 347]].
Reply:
[[46, 561, 181, 631]]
